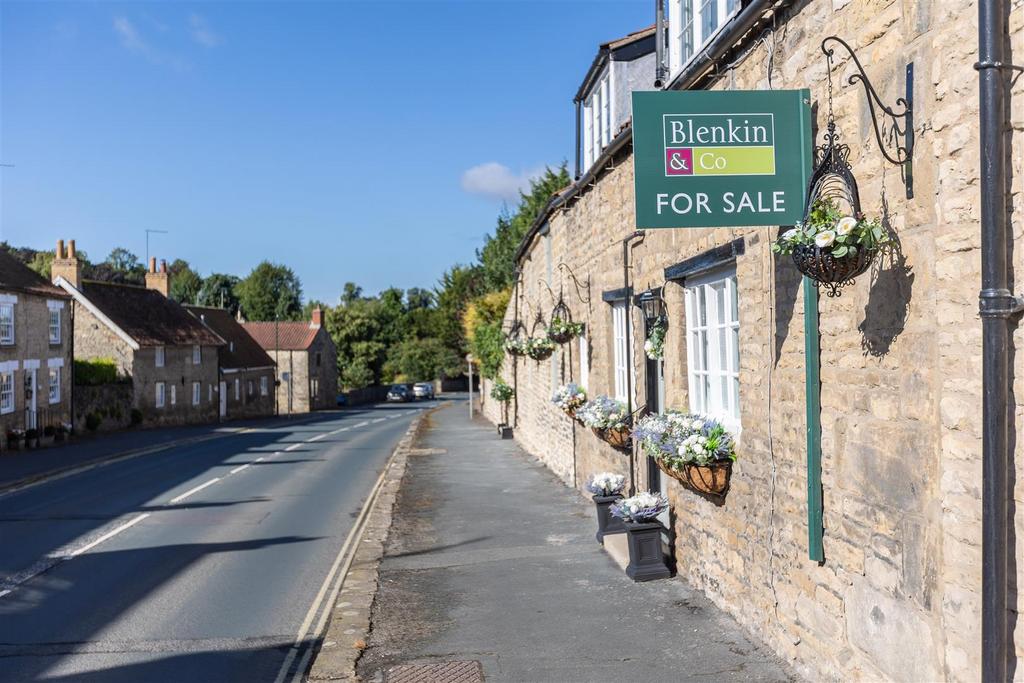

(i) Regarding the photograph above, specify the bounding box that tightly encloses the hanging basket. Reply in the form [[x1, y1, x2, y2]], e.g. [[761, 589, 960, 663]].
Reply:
[[792, 243, 877, 297], [548, 298, 578, 344], [657, 459, 731, 496], [594, 426, 631, 451], [504, 320, 527, 357], [527, 346, 555, 361]]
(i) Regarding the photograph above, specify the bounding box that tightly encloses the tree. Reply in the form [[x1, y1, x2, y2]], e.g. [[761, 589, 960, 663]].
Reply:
[[28, 251, 55, 280], [303, 299, 328, 319], [463, 289, 511, 378], [340, 282, 363, 304], [386, 337, 461, 382], [197, 273, 241, 313], [435, 264, 484, 357], [235, 261, 303, 321], [168, 259, 202, 304]]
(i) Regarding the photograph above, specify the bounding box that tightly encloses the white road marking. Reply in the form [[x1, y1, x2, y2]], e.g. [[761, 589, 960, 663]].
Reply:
[[230, 463, 250, 474], [168, 478, 221, 504], [0, 589, 11, 598], [68, 513, 151, 557], [353, 421, 369, 429], [330, 427, 349, 434], [306, 433, 327, 442], [371, 417, 386, 424], [256, 456, 266, 462], [284, 443, 302, 452]]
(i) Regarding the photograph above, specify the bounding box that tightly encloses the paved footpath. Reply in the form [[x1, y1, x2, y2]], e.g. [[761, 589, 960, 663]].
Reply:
[[357, 401, 797, 682]]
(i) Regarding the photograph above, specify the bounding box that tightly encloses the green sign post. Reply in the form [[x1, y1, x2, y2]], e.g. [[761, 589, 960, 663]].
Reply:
[[632, 90, 812, 229]]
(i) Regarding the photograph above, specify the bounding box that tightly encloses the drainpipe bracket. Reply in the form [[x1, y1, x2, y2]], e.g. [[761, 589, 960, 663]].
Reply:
[[978, 288, 1024, 318], [974, 60, 1024, 72]]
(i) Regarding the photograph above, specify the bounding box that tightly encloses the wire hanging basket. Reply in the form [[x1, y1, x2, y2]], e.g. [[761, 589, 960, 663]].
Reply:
[[526, 312, 555, 361], [547, 297, 579, 344], [504, 320, 528, 357]]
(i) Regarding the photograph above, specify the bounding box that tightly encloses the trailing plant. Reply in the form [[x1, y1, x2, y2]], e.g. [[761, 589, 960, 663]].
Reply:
[[644, 320, 666, 360], [633, 411, 737, 470], [503, 335, 528, 356], [610, 491, 668, 523], [548, 317, 584, 342], [577, 396, 629, 431], [551, 383, 586, 413], [490, 380, 515, 403], [772, 197, 889, 258], [525, 335, 557, 360], [586, 471, 626, 496]]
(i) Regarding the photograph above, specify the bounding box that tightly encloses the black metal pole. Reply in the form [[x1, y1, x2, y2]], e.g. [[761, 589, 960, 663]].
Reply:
[[977, 0, 1019, 677], [623, 231, 644, 495]]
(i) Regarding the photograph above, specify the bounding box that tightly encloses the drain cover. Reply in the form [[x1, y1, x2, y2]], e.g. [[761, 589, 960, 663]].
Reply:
[[384, 660, 484, 683]]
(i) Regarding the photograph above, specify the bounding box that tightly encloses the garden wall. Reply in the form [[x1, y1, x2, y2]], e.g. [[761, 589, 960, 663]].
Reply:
[[73, 383, 135, 434]]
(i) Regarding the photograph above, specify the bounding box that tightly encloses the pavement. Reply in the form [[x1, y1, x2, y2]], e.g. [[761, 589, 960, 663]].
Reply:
[[357, 400, 797, 682], [0, 399, 436, 682]]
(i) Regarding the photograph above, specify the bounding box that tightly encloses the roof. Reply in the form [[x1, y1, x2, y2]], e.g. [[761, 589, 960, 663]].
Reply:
[[185, 306, 275, 370], [575, 24, 657, 103], [71, 280, 225, 348], [242, 321, 322, 351], [0, 250, 70, 299]]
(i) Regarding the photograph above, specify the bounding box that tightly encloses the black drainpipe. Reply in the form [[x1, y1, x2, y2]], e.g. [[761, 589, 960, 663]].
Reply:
[[623, 230, 645, 495], [977, 0, 1021, 678], [654, 0, 666, 88]]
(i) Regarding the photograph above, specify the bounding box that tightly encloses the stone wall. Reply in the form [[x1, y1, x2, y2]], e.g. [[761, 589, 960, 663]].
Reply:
[[482, 0, 1022, 679], [130, 345, 220, 426], [73, 382, 134, 433]]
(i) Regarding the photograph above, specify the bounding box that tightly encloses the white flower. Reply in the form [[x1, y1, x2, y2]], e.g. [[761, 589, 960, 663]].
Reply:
[[781, 228, 799, 242], [836, 216, 857, 236], [815, 230, 836, 248]]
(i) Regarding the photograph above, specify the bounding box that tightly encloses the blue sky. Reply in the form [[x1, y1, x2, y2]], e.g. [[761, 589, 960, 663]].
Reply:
[[1, 1, 651, 303]]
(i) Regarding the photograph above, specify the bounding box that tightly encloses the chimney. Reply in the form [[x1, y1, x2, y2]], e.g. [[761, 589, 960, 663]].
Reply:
[[310, 307, 323, 329], [52, 238, 82, 289], [145, 257, 170, 297]]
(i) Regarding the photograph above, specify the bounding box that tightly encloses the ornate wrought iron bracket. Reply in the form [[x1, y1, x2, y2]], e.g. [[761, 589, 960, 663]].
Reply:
[[557, 262, 591, 305], [821, 36, 914, 199]]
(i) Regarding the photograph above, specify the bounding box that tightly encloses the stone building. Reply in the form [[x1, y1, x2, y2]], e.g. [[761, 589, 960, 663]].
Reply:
[[186, 305, 276, 420], [0, 248, 72, 445], [242, 309, 338, 414], [480, 3, 1024, 681], [53, 242, 224, 427]]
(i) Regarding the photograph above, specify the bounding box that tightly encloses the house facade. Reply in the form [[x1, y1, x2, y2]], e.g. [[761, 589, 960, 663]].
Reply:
[[481, 3, 1021, 681], [243, 309, 338, 414], [0, 248, 73, 446], [186, 305, 275, 420], [53, 242, 224, 427]]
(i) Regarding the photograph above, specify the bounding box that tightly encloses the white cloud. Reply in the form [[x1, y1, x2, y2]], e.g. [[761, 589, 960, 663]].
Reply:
[[113, 16, 189, 71], [460, 162, 544, 202], [188, 14, 222, 47]]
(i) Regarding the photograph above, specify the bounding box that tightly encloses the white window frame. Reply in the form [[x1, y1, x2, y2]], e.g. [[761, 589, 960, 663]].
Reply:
[[612, 302, 629, 402], [684, 265, 740, 431], [48, 367, 60, 404], [0, 303, 14, 346], [156, 382, 166, 408], [48, 307, 61, 345], [192, 345, 201, 365], [170, 383, 176, 406], [260, 376, 269, 396], [668, 0, 740, 78], [192, 381, 201, 405], [0, 371, 14, 414], [234, 378, 240, 401], [155, 346, 165, 368], [579, 334, 590, 391]]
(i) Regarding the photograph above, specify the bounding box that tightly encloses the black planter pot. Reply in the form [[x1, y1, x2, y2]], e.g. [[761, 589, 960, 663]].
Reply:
[[496, 424, 514, 439], [592, 493, 625, 544], [623, 520, 671, 582]]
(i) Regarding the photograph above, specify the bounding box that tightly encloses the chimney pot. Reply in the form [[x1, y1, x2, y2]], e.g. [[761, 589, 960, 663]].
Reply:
[[56, 239, 65, 260], [68, 240, 76, 258], [311, 307, 323, 328], [160, 259, 167, 274], [149, 257, 157, 273]]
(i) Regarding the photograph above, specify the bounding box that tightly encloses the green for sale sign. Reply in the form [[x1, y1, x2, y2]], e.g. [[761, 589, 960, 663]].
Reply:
[[632, 90, 812, 228]]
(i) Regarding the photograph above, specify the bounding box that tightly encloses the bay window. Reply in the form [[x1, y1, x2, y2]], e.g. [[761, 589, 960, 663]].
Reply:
[[684, 266, 740, 429]]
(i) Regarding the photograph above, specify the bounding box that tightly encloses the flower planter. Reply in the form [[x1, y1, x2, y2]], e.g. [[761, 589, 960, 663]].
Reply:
[[658, 459, 731, 496], [594, 426, 631, 451], [623, 520, 671, 582], [496, 424, 514, 439], [592, 493, 626, 544], [549, 329, 575, 344], [527, 347, 554, 361], [792, 244, 876, 295]]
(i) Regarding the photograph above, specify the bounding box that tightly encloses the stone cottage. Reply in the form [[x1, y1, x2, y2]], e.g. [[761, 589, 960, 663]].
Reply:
[[53, 242, 224, 426], [0, 247, 72, 445], [242, 309, 337, 414], [186, 305, 276, 420], [480, 2, 1024, 681]]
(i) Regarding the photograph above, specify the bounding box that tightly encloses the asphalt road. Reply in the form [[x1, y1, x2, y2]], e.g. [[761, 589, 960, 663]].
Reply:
[[0, 401, 433, 683]]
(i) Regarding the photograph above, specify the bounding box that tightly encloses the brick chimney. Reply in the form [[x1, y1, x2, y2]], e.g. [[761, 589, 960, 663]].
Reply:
[[145, 257, 170, 297], [310, 307, 323, 329], [52, 238, 82, 289]]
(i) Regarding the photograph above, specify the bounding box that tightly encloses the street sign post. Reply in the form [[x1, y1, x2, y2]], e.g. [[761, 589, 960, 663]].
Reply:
[[632, 90, 812, 229]]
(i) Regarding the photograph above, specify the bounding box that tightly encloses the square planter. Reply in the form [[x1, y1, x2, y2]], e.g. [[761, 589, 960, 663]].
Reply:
[[497, 424, 514, 439], [623, 520, 671, 582], [592, 493, 626, 544]]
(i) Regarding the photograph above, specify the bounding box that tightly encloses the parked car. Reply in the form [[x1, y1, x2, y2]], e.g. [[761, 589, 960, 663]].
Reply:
[[413, 382, 435, 400], [386, 384, 413, 402], [336, 393, 348, 407]]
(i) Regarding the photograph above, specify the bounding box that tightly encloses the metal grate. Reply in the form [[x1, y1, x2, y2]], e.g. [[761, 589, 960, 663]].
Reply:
[[384, 660, 484, 683]]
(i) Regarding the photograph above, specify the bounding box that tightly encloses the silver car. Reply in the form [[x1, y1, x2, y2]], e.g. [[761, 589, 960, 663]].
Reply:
[[412, 382, 434, 400]]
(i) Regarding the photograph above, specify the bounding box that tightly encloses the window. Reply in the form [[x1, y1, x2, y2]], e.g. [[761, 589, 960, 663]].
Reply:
[[170, 384, 176, 406], [247, 380, 254, 396], [48, 368, 60, 404], [234, 379, 240, 400], [311, 377, 319, 400], [582, 68, 613, 170], [155, 346, 165, 368], [260, 376, 269, 396], [0, 372, 14, 414], [612, 302, 629, 402], [48, 306, 61, 345], [316, 352, 322, 368], [192, 381, 201, 405], [0, 303, 14, 345], [668, 0, 739, 76], [192, 345, 201, 365], [579, 335, 590, 391], [156, 382, 166, 408], [684, 266, 740, 428], [209, 384, 213, 402]]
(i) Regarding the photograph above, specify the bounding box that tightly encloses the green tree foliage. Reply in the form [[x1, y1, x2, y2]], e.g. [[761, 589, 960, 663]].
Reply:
[[28, 251, 55, 280], [168, 259, 203, 304], [236, 261, 303, 321], [196, 273, 241, 312], [386, 337, 462, 382]]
